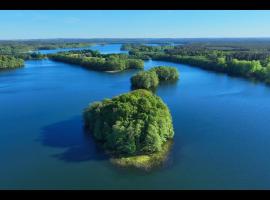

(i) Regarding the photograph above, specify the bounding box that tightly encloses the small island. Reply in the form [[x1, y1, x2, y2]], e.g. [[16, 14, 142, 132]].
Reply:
[[49, 50, 144, 72], [131, 66, 179, 90], [83, 89, 174, 170], [0, 55, 24, 69]]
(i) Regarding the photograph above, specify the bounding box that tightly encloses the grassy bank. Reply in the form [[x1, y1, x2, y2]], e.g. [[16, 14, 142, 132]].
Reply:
[[110, 140, 173, 170]]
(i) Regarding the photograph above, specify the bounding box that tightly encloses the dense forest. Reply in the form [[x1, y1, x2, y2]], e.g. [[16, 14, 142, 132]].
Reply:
[[0, 55, 24, 69], [124, 41, 270, 84], [49, 49, 144, 71], [150, 66, 179, 81], [0, 40, 95, 69], [131, 71, 159, 90], [0, 40, 92, 53], [3, 38, 270, 81], [0, 40, 92, 61], [84, 89, 174, 157], [131, 66, 179, 90]]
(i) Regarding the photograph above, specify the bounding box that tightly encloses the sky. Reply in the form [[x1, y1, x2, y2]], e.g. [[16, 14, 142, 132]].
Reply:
[[0, 10, 270, 39]]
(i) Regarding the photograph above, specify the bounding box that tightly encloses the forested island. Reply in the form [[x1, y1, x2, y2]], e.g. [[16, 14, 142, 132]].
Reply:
[[131, 66, 179, 90], [123, 42, 270, 84], [83, 89, 174, 170], [49, 50, 144, 72]]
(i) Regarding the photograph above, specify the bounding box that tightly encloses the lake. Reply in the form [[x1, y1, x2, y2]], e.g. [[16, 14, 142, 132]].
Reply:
[[1, 44, 270, 189], [36, 43, 128, 55]]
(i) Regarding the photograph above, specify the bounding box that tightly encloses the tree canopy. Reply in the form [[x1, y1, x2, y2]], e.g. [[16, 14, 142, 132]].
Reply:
[[150, 66, 179, 81], [84, 89, 174, 156], [49, 50, 144, 72], [131, 66, 179, 90], [0, 55, 24, 69], [131, 71, 159, 90], [0, 41, 92, 61], [123, 43, 270, 85]]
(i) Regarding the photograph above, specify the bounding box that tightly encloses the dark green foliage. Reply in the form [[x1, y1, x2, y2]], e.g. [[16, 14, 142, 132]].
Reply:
[[0, 55, 24, 69], [0, 41, 91, 61], [49, 50, 144, 72], [83, 89, 174, 156], [17, 52, 47, 60], [131, 71, 159, 90], [28, 52, 46, 60], [0, 41, 91, 54], [121, 43, 173, 53], [265, 66, 270, 84], [150, 66, 179, 81], [35, 42, 90, 50]]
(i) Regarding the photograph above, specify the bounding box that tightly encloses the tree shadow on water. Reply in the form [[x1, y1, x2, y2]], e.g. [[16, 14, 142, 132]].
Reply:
[[39, 116, 108, 163]]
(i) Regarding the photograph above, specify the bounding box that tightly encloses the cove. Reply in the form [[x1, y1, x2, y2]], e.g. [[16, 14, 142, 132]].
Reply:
[[1, 44, 270, 189]]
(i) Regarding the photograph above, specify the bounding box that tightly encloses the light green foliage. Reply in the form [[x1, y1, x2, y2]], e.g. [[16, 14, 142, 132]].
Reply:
[[0, 55, 24, 69], [130, 71, 159, 90], [131, 66, 179, 90], [110, 140, 173, 170], [83, 89, 174, 156], [125, 43, 270, 85], [49, 50, 144, 72], [217, 57, 226, 66], [228, 59, 263, 76], [150, 66, 179, 81], [126, 59, 144, 69]]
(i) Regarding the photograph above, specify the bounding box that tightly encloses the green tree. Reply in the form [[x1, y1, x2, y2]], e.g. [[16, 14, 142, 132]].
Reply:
[[84, 89, 174, 156], [150, 66, 179, 81], [131, 71, 159, 90], [49, 50, 144, 72]]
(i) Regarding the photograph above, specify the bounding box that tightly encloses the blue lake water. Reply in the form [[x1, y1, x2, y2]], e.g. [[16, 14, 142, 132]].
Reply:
[[1, 44, 270, 189], [37, 43, 128, 54]]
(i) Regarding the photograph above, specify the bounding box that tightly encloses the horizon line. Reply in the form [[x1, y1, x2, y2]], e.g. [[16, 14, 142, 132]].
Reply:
[[2, 37, 270, 41]]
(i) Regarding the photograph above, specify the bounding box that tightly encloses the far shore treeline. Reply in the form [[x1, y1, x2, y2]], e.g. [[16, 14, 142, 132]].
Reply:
[[3, 38, 270, 85], [122, 42, 270, 84], [0, 40, 93, 69]]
